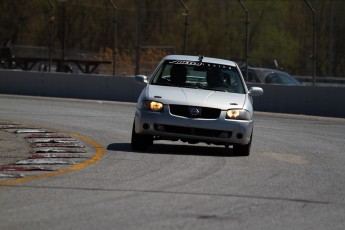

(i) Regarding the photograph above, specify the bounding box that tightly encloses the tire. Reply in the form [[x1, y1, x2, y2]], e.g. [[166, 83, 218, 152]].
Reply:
[[233, 133, 252, 156], [131, 122, 153, 151]]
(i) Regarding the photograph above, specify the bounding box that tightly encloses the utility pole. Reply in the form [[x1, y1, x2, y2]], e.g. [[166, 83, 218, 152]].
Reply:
[[239, 0, 249, 82], [135, 0, 141, 75], [47, 0, 54, 72], [58, 0, 68, 72], [106, 0, 117, 76], [328, 1, 334, 77], [304, 0, 316, 86], [178, 0, 189, 55]]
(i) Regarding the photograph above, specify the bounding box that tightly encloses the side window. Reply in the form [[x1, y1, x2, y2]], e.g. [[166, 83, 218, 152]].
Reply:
[[265, 74, 281, 84]]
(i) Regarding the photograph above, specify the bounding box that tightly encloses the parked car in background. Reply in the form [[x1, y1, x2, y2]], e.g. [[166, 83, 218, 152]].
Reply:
[[131, 55, 263, 156], [241, 67, 301, 85]]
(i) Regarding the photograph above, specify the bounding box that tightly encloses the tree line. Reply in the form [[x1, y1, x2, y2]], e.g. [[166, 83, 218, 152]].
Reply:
[[0, 0, 344, 77]]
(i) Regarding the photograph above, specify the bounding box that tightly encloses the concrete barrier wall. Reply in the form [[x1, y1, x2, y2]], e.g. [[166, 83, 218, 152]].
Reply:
[[247, 83, 345, 118], [0, 70, 344, 118], [0, 70, 144, 102]]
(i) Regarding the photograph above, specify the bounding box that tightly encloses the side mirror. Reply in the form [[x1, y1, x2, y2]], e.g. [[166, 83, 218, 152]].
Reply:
[[249, 87, 263, 97], [135, 75, 148, 84]]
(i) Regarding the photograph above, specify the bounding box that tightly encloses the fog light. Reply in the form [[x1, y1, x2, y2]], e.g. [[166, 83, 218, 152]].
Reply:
[[143, 123, 150, 130], [236, 133, 243, 139]]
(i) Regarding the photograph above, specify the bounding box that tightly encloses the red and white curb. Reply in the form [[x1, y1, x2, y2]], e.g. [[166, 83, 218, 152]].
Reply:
[[0, 121, 94, 181]]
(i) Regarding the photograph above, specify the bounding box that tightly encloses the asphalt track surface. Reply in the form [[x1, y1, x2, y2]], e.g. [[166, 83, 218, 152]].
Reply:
[[0, 94, 344, 230]]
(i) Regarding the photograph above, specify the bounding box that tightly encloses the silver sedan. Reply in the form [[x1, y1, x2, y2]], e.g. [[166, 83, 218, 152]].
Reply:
[[131, 55, 263, 156]]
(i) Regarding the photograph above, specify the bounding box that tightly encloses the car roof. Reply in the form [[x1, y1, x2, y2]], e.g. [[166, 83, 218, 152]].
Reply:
[[163, 55, 238, 67], [244, 67, 288, 74]]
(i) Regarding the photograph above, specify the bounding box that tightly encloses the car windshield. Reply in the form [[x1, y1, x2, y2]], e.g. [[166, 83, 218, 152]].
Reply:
[[151, 60, 245, 94]]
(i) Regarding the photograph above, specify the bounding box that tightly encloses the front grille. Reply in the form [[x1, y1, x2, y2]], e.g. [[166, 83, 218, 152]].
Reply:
[[154, 124, 232, 138], [169, 105, 221, 119]]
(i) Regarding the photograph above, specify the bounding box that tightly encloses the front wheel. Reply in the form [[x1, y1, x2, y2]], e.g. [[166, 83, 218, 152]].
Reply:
[[131, 122, 153, 151], [233, 133, 252, 156]]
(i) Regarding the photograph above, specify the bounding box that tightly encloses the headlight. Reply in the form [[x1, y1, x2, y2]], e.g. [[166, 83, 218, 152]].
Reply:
[[140, 100, 164, 112], [226, 109, 251, 120]]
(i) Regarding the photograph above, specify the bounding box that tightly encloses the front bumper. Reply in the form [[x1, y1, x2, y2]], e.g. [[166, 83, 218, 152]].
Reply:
[[134, 106, 253, 145]]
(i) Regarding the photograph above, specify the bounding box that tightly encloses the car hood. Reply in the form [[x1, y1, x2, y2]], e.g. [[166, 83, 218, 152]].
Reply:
[[144, 85, 246, 110]]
